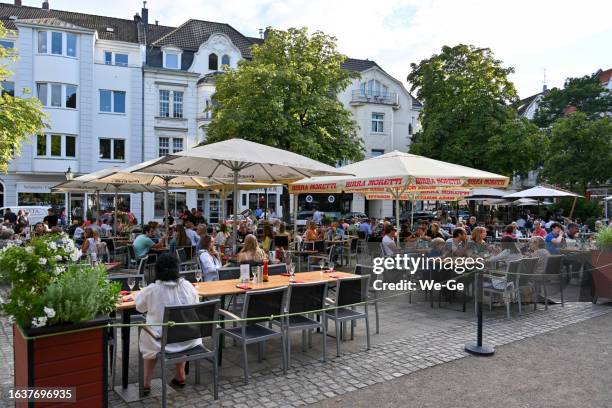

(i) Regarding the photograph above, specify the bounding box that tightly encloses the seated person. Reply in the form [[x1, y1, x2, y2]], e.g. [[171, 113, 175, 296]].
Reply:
[[444, 227, 468, 256], [426, 222, 445, 240], [529, 236, 550, 274], [427, 238, 446, 257], [214, 223, 230, 247], [133, 225, 166, 258], [100, 219, 113, 237], [80, 227, 101, 256], [237, 221, 249, 242], [544, 223, 565, 254], [489, 236, 522, 265], [198, 235, 222, 281], [135, 254, 200, 395], [237, 234, 268, 264], [262, 224, 274, 252], [467, 226, 488, 255], [183, 221, 199, 247], [381, 224, 399, 256], [303, 221, 319, 242], [531, 221, 547, 238]]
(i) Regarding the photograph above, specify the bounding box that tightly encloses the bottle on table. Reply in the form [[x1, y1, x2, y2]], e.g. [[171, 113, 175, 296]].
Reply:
[[263, 259, 269, 282]]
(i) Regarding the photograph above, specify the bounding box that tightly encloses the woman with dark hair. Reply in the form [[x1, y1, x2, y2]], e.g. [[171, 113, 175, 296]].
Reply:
[[174, 224, 191, 248], [198, 235, 222, 281], [135, 254, 200, 394]]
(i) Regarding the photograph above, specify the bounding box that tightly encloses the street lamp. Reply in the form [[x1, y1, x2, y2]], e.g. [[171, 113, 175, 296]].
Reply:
[[64, 166, 74, 225]]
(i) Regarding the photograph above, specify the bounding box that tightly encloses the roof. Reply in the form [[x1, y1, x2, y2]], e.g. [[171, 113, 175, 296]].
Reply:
[[151, 19, 255, 58], [341, 58, 382, 72], [0, 2, 174, 44], [516, 90, 547, 116], [15, 17, 90, 31], [597, 68, 612, 85]]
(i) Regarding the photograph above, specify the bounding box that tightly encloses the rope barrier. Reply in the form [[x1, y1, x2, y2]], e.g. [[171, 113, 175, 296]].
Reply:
[[15, 259, 611, 341]]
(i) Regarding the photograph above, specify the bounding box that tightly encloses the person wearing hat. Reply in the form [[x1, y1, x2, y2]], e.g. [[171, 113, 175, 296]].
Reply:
[[381, 224, 399, 256]]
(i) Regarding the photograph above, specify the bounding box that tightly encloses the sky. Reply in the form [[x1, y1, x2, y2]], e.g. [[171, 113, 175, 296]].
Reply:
[[23, 0, 612, 98]]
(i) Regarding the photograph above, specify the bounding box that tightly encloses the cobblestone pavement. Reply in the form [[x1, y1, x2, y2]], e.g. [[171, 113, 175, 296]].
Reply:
[[1, 295, 610, 408]]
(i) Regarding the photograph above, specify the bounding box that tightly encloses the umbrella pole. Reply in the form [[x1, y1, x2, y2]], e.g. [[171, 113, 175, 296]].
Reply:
[[232, 169, 239, 254], [220, 190, 226, 224], [265, 188, 268, 220], [113, 187, 118, 236], [411, 198, 414, 230], [164, 178, 170, 237], [293, 193, 298, 237], [569, 196, 578, 220], [395, 196, 400, 245]]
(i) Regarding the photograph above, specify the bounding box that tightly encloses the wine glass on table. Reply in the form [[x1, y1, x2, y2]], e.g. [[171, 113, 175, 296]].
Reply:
[[288, 263, 296, 282], [127, 277, 136, 292], [329, 261, 335, 273], [319, 258, 325, 273]]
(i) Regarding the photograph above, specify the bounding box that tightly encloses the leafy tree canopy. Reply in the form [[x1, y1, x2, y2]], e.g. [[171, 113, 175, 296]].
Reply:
[[205, 27, 363, 166], [540, 112, 612, 194], [406, 44, 542, 177], [533, 74, 612, 128], [0, 25, 47, 173]]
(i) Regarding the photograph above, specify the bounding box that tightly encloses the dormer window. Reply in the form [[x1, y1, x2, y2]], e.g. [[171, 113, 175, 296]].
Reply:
[[163, 50, 181, 70], [208, 53, 218, 70], [221, 54, 230, 67]]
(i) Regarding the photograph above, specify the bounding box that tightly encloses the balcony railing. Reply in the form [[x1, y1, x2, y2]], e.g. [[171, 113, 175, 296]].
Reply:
[[350, 90, 399, 106]]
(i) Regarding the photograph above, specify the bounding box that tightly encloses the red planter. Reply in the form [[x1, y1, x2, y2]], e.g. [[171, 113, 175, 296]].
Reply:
[[591, 250, 612, 303], [13, 317, 110, 408]]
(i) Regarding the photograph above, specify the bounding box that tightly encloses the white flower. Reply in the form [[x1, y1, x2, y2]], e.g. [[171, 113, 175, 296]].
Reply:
[[8, 315, 15, 324], [55, 255, 62, 261], [53, 265, 65, 275], [31, 316, 47, 328], [38, 258, 47, 265], [70, 249, 80, 262], [48, 242, 57, 250], [43, 307, 56, 318], [25, 246, 33, 254]]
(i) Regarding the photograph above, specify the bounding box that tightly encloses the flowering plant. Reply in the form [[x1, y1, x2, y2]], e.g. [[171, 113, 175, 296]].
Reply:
[[0, 233, 119, 328]]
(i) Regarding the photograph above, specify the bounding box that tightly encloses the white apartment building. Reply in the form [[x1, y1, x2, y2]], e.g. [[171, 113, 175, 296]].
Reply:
[[0, 1, 420, 222]]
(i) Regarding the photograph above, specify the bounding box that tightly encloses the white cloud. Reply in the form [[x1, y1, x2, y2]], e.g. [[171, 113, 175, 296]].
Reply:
[[44, 0, 612, 97]]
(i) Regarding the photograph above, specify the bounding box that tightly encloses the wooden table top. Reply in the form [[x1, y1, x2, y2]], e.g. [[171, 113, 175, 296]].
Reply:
[[117, 270, 357, 310]]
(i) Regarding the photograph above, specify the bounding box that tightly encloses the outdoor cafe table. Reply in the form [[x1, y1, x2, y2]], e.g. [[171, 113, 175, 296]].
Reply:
[[116, 270, 357, 389]]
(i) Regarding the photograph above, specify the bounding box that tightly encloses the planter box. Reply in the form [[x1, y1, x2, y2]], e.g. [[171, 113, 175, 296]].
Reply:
[[13, 316, 110, 408], [591, 250, 612, 303]]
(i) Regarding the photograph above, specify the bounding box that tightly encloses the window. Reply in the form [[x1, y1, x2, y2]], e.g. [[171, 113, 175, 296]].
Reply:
[[159, 90, 170, 117], [159, 89, 183, 118], [158, 137, 183, 157], [37, 31, 47, 53], [360, 82, 366, 96], [51, 32, 62, 55], [208, 53, 218, 70], [165, 52, 179, 69], [172, 91, 183, 118], [104, 51, 112, 65], [50, 84, 62, 107], [36, 134, 77, 158], [66, 33, 77, 57], [99, 89, 126, 113], [0, 40, 14, 49], [154, 191, 186, 218], [115, 53, 128, 66], [371, 149, 384, 157], [37, 83, 78, 109], [65, 85, 77, 109], [1, 81, 14, 97], [99, 138, 125, 161], [371, 113, 384, 133], [383, 85, 388, 97], [221, 54, 230, 67], [408, 123, 413, 135]]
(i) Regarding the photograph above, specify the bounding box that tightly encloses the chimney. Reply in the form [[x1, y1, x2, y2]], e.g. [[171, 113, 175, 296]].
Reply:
[[133, 13, 140, 23], [14, 0, 22, 6], [542, 84, 548, 92], [258, 28, 264, 39], [42, 0, 49, 9], [141, 1, 148, 26], [263, 28, 270, 40], [155, 20, 158, 25]]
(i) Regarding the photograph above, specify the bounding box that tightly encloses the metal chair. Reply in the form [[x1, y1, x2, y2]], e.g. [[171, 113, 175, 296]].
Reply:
[[354, 264, 380, 334], [517, 257, 540, 310], [139, 300, 221, 405], [218, 286, 288, 384], [483, 259, 522, 319], [268, 263, 288, 276], [176, 247, 198, 271], [540, 254, 566, 309], [218, 266, 241, 280], [273, 281, 328, 367], [307, 245, 336, 271], [325, 275, 371, 356]]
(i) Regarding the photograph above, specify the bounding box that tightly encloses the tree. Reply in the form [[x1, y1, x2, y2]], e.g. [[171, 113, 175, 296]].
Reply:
[[406, 44, 544, 177], [206, 27, 363, 166], [540, 112, 612, 194], [0, 25, 47, 173], [533, 74, 612, 128]]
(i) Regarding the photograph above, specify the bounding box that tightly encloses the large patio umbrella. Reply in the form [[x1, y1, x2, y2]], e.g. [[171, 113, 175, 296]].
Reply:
[[131, 138, 352, 252], [290, 151, 509, 239], [504, 184, 583, 218]]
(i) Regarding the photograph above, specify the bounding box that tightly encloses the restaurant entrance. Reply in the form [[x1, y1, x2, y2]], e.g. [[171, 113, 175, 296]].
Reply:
[[297, 193, 351, 213]]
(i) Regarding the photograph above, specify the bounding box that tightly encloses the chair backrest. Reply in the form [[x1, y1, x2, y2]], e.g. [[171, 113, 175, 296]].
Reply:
[[518, 257, 539, 285], [177, 245, 193, 260], [102, 238, 115, 253], [354, 264, 377, 288], [179, 270, 197, 282], [243, 286, 287, 324], [350, 237, 358, 251], [544, 254, 565, 275], [274, 235, 289, 249], [218, 266, 241, 280], [176, 247, 187, 263], [107, 273, 145, 291], [505, 259, 522, 282], [162, 299, 220, 345], [287, 281, 328, 314], [127, 244, 136, 260], [357, 231, 366, 240], [268, 263, 287, 276], [335, 275, 370, 307], [303, 241, 315, 251], [327, 244, 336, 261], [314, 240, 325, 253]]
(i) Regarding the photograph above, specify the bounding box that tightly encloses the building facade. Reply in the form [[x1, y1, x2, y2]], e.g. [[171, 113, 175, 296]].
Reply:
[[0, 1, 420, 222]]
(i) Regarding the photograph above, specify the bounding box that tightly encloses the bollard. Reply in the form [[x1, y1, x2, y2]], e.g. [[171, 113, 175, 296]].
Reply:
[[465, 270, 495, 356]]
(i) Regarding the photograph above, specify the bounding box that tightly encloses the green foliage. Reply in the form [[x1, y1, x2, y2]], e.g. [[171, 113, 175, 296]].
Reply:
[[0, 25, 47, 173], [533, 75, 612, 128], [0, 234, 118, 328], [407, 44, 544, 177], [206, 27, 364, 166], [593, 226, 612, 251], [40, 265, 120, 326], [549, 196, 602, 221], [540, 113, 612, 194]]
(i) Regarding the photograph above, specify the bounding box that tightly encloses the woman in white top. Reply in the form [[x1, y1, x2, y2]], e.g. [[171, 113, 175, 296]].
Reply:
[[214, 223, 230, 247], [198, 235, 222, 281], [381, 224, 399, 256], [135, 254, 200, 394], [80, 227, 100, 256]]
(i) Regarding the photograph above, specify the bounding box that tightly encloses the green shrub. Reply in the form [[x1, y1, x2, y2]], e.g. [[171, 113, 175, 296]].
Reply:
[[594, 226, 612, 251]]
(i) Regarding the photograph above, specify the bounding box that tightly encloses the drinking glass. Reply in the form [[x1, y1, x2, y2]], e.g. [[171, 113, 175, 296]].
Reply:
[[319, 259, 325, 271], [329, 261, 335, 272], [288, 264, 295, 281], [195, 271, 203, 283], [127, 277, 135, 292]]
